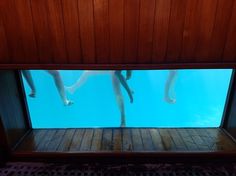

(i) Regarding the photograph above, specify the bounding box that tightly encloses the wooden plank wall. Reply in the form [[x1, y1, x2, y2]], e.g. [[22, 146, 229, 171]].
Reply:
[[0, 0, 236, 66], [0, 71, 29, 148]]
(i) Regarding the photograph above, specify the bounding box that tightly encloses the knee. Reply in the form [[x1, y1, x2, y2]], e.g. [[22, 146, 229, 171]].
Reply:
[[116, 95, 124, 102]]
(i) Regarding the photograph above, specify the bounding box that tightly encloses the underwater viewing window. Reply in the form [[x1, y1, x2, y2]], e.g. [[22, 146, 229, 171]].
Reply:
[[21, 69, 232, 128]]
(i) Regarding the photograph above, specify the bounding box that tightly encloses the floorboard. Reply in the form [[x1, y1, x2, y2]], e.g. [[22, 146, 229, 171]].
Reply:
[[131, 129, 143, 151], [57, 129, 76, 152], [47, 129, 66, 151], [101, 129, 113, 151], [15, 128, 236, 153], [177, 129, 199, 151], [113, 129, 122, 151], [91, 129, 103, 151], [69, 129, 85, 151], [122, 128, 132, 151]]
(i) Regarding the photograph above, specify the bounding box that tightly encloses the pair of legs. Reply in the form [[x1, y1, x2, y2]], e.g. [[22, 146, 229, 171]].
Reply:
[[113, 70, 133, 127], [21, 70, 73, 106], [114, 70, 133, 103], [164, 70, 177, 104], [66, 70, 133, 102], [66, 70, 133, 127], [112, 73, 126, 127]]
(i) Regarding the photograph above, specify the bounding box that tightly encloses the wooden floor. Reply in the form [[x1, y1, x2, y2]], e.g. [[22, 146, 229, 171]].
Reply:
[[15, 128, 236, 153]]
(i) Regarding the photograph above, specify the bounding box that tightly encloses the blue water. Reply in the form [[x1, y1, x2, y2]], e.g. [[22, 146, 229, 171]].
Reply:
[[22, 69, 232, 128]]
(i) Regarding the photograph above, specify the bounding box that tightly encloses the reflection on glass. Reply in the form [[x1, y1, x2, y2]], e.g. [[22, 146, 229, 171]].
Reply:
[[21, 69, 232, 128]]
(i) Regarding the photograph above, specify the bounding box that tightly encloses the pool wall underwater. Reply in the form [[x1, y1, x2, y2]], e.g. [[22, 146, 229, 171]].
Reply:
[[21, 69, 232, 128]]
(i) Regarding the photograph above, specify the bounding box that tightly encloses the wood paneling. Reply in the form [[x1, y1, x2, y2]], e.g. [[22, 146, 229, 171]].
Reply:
[[0, 0, 236, 65], [47, 0, 68, 63], [61, 0, 82, 63], [152, 0, 171, 62], [14, 0, 38, 63], [181, 0, 200, 61], [93, 0, 109, 63], [224, 0, 236, 61], [209, 0, 234, 60], [0, 18, 9, 63], [30, 0, 53, 63], [137, 0, 156, 63], [109, 0, 124, 63], [124, 0, 140, 63], [166, 0, 187, 61], [77, 0, 96, 63], [15, 128, 236, 152], [194, 0, 218, 61], [0, 0, 33, 62], [0, 71, 29, 148]]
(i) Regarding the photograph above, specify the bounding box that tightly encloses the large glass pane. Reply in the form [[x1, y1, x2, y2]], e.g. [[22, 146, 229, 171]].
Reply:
[[21, 69, 232, 128]]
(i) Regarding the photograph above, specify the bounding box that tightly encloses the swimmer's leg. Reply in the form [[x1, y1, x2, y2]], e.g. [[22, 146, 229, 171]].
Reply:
[[66, 70, 110, 94], [21, 70, 36, 97], [65, 71, 92, 94], [112, 74, 126, 127], [164, 70, 177, 104], [126, 70, 132, 80], [46, 70, 73, 106], [115, 71, 133, 103]]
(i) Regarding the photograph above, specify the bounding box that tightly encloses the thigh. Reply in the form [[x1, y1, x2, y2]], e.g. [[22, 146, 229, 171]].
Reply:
[[46, 70, 59, 77]]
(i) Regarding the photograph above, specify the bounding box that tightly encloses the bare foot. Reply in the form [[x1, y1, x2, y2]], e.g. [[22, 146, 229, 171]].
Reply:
[[120, 121, 126, 127], [64, 100, 74, 106], [29, 91, 36, 98], [164, 97, 176, 104], [130, 96, 133, 104], [129, 90, 134, 103]]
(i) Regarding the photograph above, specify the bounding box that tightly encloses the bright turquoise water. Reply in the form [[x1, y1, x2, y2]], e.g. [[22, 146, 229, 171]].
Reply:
[[22, 69, 232, 128]]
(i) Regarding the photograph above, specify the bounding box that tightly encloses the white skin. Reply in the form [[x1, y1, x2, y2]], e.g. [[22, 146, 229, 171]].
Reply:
[[46, 70, 73, 106], [21, 70, 73, 106], [164, 70, 178, 104], [112, 74, 126, 127], [65, 70, 132, 127], [21, 70, 36, 97], [65, 70, 114, 94]]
